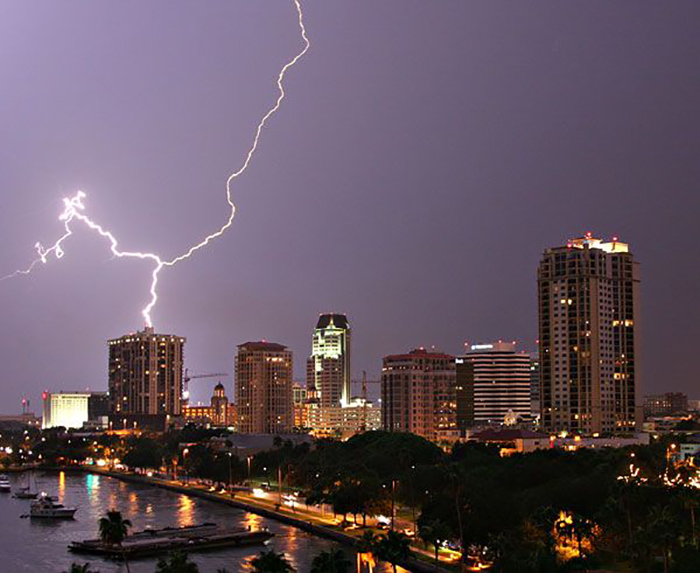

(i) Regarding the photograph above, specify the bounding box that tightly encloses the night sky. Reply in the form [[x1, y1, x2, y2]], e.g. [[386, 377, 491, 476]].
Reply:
[[1, 1, 698, 412]]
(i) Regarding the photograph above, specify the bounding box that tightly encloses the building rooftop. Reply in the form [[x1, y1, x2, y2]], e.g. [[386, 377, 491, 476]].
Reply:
[[384, 348, 455, 361], [472, 428, 548, 441], [237, 341, 288, 352], [316, 313, 350, 330], [565, 233, 629, 254]]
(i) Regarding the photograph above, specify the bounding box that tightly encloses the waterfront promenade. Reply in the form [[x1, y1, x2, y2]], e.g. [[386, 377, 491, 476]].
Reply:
[[89, 466, 455, 573]]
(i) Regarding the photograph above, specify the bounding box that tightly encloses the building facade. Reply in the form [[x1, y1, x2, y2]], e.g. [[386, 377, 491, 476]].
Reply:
[[235, 341, 293, 434], [381, 348, 456, 442], [456, 342, 532, 431], [530, 353, 541, 418], [306, 314, 351, 408], [644, 393, 688, 418], [538, 234, 642, 435], [42, 392, 89, 429], [108, 327, 186, 418]]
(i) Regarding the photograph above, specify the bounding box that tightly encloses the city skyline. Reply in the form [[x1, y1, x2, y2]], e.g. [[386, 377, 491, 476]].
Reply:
[[1, 2, 699, 412]]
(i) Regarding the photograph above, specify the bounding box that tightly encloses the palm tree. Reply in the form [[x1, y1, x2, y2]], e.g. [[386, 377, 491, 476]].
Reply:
[[376, 530, 411, 573], [356, 531, 378, 573], [250, 549, 295, 572], [156, 550, 199, 573], [310, 548, 352, 573], [98, 510, 132, 573], [419, 519, 452, 566], [64, 564, 97, 573]]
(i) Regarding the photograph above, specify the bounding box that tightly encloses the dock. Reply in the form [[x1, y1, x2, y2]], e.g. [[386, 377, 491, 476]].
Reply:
[[69, 523, 274, 559]]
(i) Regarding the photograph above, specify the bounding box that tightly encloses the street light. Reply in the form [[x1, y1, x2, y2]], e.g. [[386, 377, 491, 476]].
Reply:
[[227, 452, 233, 490]]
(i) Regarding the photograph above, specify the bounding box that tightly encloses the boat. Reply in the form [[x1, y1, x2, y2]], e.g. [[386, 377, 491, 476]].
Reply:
[[14, 486, 38, 499], [69, 522, 273, 558], [29, 493, 77, 518], [0, 475, 11, 493], [13, 471, 38, 499]]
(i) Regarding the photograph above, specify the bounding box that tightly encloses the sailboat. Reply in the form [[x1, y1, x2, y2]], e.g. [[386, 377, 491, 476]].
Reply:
[[13, 471, 38, 499]]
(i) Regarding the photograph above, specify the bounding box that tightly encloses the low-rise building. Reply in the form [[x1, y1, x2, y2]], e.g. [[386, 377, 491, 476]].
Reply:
[[305, 398, 382, 438], [644, 393, 689, 418], [470, 428, 549, 455]]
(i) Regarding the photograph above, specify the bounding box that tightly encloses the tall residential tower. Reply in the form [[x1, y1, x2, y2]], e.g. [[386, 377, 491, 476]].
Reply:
[[381, 348, 456, 442], [538, 234, 642, 435], [235, 341, 293, 434], [108, 327, 185, 422]]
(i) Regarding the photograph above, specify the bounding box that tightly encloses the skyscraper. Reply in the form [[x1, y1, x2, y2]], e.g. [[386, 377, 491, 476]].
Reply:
[[306, 314, 351, 408], [456, 342, 532, 431], [235, 341, 293, 434], [538, 234, 642, 435], [108, 327, 185, 421], [381, 348, 456, 442]]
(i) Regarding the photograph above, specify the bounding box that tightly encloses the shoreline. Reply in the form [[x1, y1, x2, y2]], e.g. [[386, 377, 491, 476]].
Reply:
[[85, 467, 451, 573]]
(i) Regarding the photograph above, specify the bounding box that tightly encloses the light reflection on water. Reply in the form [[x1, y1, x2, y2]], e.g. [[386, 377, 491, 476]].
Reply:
[[0, 472, 397, 572], [177, 494, 195, 526]]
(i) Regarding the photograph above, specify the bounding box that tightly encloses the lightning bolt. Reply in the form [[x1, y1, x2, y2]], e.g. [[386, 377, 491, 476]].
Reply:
[[2, 0, 310, 328]]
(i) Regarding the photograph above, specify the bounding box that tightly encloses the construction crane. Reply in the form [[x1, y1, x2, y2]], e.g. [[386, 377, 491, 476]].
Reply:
[[182, 368, 228, 405]]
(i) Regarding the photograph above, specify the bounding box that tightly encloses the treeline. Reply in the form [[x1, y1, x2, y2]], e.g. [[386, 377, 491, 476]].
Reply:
[[20, 426, 700, 571]]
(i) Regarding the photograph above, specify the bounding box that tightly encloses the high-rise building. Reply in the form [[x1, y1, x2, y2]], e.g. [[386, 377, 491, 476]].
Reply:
[[381, 348, 456, 442], [235, 341, 293, 434], [306, 314, 351, 408], [108, 327, 186, 420], [530, 353, 541, 418], [42, 392, 89, 429], [455, 342, 532, 431], [538, 234, 642, 435]]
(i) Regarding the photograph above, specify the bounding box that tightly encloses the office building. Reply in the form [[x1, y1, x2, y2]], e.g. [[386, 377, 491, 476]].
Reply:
[[381, 348, 456, 442], [456, 342, 532, 431], [538, 234, 642, 434], [644, 393, 689, 418], [108, 327, 186, 423], [235, 341, 293, 434], [306, 314, 351, 408], [42, 392, 89, 429]]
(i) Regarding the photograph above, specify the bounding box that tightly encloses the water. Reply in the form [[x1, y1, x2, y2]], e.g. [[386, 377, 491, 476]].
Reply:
[[0, 471, 392, 572]]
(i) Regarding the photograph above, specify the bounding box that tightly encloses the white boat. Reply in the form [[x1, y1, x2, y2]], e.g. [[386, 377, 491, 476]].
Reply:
[[0, 475, 11, 493], [29, 493, 77, 518]]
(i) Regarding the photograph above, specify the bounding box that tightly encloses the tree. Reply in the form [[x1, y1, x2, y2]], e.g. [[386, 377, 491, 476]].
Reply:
[[122, 438, 163, 471], [98, 510, 132, 573], [310, 549, 352, 573], [156, 551, 199, 573], [419, 519, 453, 566], [250, 549, 295, 572], [376, 531, 411, 573]]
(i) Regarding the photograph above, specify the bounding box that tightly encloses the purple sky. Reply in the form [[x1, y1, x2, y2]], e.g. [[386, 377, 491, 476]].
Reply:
[[1, 1, 699, 412]]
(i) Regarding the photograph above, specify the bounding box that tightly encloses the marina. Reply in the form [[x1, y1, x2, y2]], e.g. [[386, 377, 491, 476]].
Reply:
[[0, 470, 395, 572]]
